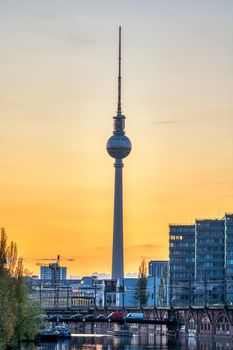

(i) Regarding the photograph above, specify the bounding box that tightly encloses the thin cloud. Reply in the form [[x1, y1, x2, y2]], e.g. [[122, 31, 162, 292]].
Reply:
[[151, 120, 180, 125], [125, 244, 163, 250], [36, 262, 47, 267], [125, 273, 138, 278], [96, 244, 165, 253]]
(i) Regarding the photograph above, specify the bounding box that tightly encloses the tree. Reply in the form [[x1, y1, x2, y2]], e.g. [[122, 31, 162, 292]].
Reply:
[[0, 232, 16, 349], [6, 241, 18, 275], [134, 258, 149, 307], [0, 228, 41, 349], [0, 228, 7, 272]]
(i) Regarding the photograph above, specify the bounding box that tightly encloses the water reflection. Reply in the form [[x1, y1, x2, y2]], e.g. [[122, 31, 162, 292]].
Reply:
[[21, 334, 233, 350]]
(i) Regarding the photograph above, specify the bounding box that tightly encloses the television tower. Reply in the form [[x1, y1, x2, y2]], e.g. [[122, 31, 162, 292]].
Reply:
[[106, 27, 132, 280]]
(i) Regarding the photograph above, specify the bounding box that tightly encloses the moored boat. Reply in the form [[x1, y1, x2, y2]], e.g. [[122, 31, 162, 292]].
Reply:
[[107, 324, 132, 337], [107, 329, 132, 337], [37, 324, 71, 341], [54, 324, 71, 338]]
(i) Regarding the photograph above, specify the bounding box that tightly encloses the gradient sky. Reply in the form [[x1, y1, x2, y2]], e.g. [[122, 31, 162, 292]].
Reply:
[[0, 1, 233, 276]]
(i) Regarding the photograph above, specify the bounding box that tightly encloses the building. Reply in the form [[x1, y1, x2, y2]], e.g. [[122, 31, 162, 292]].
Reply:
[[169, 214, 233, 307], [116, 277, 160, 308], [148, 260, 168, 278], [28, 276, 103, 308], [195, 219, 225, 305], [169, 224, 195, 306], [40, 264, 67, 281], [101, 280, 117, 307], [225, 214, 233, 304], [148, 260, 169, 306], [106, 27, 132, 280]]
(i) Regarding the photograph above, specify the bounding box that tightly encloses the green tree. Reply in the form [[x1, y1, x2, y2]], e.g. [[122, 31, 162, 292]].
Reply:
[[134, 258, 149, 307], [0, 228, 41, 349], [0, 229, 16, 349], [6, 241, 18, 275]]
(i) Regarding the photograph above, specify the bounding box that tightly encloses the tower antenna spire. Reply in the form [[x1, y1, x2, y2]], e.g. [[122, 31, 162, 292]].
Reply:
[[117, 26, 122, 115]]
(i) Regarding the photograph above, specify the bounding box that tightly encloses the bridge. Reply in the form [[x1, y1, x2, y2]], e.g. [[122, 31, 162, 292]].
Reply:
[[47, 316, 177, 326], [43, 305, 233, 337]]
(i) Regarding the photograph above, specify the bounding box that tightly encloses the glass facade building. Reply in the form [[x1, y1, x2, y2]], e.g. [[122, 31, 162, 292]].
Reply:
[[195, 219, 225, 305], [225, 214, 233, 305], [169, 225, 195, 306], [148, 261, 169, 306], [148, 260, 168, 278], [169, 214, 233, 306], [40, 265, 67, 280]]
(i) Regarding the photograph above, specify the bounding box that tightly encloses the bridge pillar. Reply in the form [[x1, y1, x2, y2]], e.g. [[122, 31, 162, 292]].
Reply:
[[91, 322, 94, 334], [82, 322, 85, 334], [212, 322, 216, 337]]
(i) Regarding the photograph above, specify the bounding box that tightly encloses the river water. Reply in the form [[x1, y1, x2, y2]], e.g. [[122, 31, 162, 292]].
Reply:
[[21, 334, 233, 350]]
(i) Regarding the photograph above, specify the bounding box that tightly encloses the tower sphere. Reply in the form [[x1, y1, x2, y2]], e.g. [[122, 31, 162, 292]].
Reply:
[[106, 134, 132, 159]]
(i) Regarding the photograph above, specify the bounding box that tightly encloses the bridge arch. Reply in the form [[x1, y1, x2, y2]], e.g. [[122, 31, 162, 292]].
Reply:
[[215, 315, 231, 336], [200, 314, 212, 335], [187, 315, 197, 335]]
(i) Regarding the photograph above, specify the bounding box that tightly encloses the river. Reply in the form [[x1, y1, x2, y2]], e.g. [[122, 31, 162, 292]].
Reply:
[[21, 334, 233, 350]]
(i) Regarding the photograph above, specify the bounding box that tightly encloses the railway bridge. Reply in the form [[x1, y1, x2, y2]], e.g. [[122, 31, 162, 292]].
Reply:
[[43, 305, 233, 337]]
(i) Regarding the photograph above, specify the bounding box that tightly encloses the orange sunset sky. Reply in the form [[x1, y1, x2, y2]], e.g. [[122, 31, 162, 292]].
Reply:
[[1, 1, 233, 277]]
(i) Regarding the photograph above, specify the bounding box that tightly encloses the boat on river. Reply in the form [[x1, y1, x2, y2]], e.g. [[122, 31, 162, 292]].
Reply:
[[107, 324, 132, 337], [54, 324, 71, 338], [37, 324, 71, 340], [107, 329, 133, 337]]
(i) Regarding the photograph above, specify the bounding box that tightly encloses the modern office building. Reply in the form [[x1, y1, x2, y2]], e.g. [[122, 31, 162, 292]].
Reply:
[[169, 224, 195, 306], [116, 277, 161, 307], [40, 264, 67, 281], [148, 260, 168, 278], [148, 260, 169, 306], [225, 214, 233, 304], [169, 214, 233, 306], [195, 219, 225, 305]]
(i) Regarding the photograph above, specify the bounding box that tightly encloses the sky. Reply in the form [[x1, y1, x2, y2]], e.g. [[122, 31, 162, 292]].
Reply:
[[0, 0, 233, 277]]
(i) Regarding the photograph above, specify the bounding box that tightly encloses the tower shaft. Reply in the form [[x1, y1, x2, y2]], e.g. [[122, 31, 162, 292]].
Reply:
[[112, 159, 124, 279], [106, 27, 132, 281]]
